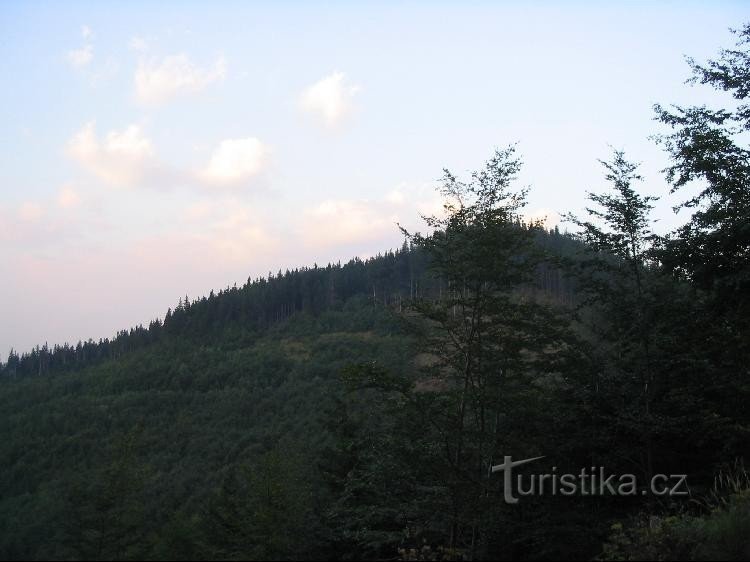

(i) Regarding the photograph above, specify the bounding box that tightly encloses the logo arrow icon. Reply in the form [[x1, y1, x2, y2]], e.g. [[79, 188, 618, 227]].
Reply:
[[490, 455, 545, 474]]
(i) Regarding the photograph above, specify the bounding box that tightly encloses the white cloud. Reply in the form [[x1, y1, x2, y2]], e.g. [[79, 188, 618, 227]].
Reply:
[[388, 181, 446, 223], [300, 71, 360, 127], [81, 25, 92, 40], [67, 123, 268, 190], [302, 199, 395, 248], [200, 138, 268, 187], [67, 122, 156, 186], [299, 182, 447, 251], [385, 189, 406, 205], [177, 199, 279, 263], [67, 44, 93, 68], [58, 186, 81, 209], [134, 54, 227, 105], [201, 205, 278, 263]]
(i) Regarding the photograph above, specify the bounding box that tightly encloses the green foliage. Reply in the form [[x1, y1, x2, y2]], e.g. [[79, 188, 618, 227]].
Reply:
[[201, 445, 324, 560], [600, 492, 750, 561], [654, 23, 750, 368], [0, 305, 411, 560], [386, 147, 593, 558]]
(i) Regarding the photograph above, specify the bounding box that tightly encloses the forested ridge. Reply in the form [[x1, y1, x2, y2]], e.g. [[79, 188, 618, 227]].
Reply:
[[1, 23, 750, 562], [0, 227, 576, 381]]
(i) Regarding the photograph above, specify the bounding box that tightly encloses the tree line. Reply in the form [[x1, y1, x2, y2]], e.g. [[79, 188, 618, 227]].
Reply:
[[1, 229, 578, 380]]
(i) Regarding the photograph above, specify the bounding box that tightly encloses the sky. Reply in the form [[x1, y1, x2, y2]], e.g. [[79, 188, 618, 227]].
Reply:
[[1, 1, 747, 354]]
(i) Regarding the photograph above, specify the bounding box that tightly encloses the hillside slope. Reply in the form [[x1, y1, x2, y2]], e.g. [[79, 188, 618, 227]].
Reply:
[[0, 300, 411, 559]]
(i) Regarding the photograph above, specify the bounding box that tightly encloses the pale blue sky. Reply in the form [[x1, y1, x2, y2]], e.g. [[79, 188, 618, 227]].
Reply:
[[1, 1, 747, 353]]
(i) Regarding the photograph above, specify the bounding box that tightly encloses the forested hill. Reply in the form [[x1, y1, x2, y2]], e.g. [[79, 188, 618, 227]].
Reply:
[[1, 151, 748, 560], [3, 21, 750, 562], [0, 223, 586, 560], [0, 226, 578, 380]]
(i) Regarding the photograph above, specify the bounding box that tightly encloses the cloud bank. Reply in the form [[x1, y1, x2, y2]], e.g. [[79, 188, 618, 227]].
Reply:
[[134, 54, 227, 105], [300, 71, 360, 127], [200, 138, 269, 187], [67, 122, 156, 186]]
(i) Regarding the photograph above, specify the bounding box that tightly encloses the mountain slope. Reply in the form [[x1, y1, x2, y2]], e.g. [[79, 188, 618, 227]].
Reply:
[[0, 228, 584, 559], [0, 300, 411, 559]]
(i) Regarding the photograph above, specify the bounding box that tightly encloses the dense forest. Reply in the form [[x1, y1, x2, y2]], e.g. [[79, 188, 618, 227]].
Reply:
[[1, 22, 749, 562]]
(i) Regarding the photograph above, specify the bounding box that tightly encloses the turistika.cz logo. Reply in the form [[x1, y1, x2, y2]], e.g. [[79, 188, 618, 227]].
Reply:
[[490, 456, 689, 504]]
